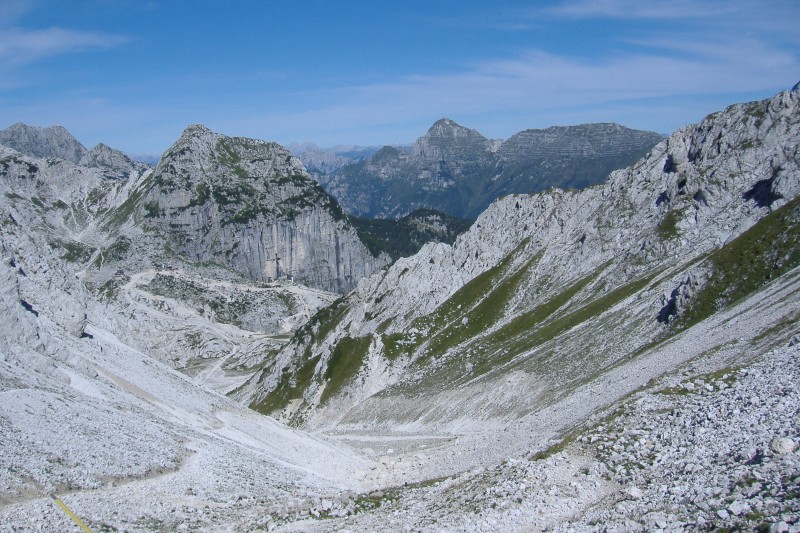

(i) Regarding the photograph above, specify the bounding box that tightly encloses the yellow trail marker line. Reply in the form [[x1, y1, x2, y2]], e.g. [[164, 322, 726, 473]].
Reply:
[[50, 494, 93, 533]]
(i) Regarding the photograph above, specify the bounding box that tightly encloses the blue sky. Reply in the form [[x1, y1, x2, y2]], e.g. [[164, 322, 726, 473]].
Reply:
[[1, 0, 798, 158]]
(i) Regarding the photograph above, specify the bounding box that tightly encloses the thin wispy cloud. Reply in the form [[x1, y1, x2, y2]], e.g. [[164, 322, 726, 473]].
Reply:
[[0, 0, 32, 21], [253, 32, 796, 144], [1, 1, 796, 153], [543, 0, 735, 20], [0, 27, 128, 66], [0, 0, 128, 69]]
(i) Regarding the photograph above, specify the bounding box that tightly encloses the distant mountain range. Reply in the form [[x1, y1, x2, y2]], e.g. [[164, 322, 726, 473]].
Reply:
[[287, 142, 383, 180], [293, 119, 664, 219]]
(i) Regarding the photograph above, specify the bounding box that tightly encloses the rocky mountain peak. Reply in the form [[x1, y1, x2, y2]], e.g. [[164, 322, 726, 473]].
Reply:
[[137, 126, 388, 292], [320, 117, 663, 219], [427, 118, 468, 134], [0, 122, 88, 163], [412, 118, 491, 163], [181, 123, 213, 137], [156, 124, 302, 182], [498, 122, 663, 161], [79, 142, 148, 180]]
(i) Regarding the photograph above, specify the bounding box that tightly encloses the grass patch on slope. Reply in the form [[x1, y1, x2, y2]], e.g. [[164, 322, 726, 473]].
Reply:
[[104, 174, 153, 228], [657, 208, 684, 241], [423, 251, 542, 361], [51, 239, 94, 263], [465, 270, 600, 376], [298, 297, 348, 344], [250, 298, 350, 414], [377, 247, 525, 363], [675, 195, 800, 329], [397, 240, 535, 364], [405, 266, 658, 394], [321, 335, 373, 403], [250, 350, 320, 416]]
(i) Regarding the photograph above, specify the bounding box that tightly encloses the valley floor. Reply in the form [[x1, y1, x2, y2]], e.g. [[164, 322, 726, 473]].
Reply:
[[285, 338, 799, 532], [2, 268, 799, 531]]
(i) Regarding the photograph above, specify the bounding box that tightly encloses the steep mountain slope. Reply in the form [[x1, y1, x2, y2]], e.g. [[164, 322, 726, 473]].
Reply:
[[245, 88, 800, 454], [130, 125, 388, 293], [0, 126, 389, 529], [323, 119, 663, 218], [0, 124, 387, 389], [0, 220, 373, 530]]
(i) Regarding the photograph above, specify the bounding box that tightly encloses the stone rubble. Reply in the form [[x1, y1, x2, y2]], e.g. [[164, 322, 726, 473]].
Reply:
[[275, 340, 799, 532]]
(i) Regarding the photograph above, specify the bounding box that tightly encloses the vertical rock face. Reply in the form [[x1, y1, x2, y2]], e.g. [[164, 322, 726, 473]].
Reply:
[[0, 123, 88, 163], [138, 125, 388, 293]]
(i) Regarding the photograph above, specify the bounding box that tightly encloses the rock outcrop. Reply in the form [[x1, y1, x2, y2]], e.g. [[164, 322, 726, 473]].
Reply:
[[132, 125, 388, 293], [0, 123, 88, 163], [79, 142, 150, 180]]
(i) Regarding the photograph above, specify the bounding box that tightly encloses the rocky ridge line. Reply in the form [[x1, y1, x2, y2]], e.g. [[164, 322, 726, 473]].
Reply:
[[244, 87, 800, 436], [317, 119, 663, 218]]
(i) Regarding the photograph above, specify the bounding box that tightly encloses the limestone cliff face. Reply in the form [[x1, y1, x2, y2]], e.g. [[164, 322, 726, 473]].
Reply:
[[138, 125, 388, 293], [245, 88, 800, 430]]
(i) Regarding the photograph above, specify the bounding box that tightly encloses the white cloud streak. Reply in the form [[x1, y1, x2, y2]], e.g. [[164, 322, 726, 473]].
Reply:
[[0, 27, 128, 66], [542, 0, 738, 20], [247, 0, 800, 144], [248, 34, 796, 144]]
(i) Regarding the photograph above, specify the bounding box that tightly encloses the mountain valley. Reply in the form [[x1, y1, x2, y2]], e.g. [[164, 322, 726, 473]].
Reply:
[[1, 86, 799, 532]]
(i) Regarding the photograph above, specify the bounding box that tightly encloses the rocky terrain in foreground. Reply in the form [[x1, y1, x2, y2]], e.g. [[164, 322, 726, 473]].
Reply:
[[273, 336, 799, 532], [1, 86, 799, 532]]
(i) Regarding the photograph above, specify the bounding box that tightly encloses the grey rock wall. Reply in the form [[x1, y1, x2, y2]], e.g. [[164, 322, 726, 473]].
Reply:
[[137, 125, 388, 293], [0, 123, 88, 163]]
